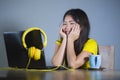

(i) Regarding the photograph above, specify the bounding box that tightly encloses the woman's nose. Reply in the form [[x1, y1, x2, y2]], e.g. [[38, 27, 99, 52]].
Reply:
[[65, 24, 70, 29], [65, 26, 69, 30]]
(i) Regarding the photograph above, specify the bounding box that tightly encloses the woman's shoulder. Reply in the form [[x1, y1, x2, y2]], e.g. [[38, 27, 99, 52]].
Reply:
[[86, 38, 97, 44], [83, 38, 98, 54], [84, 38, 97, 46]]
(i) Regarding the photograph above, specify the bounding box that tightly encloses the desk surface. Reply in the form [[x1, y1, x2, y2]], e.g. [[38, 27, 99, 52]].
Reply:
[[0, 69, 120, 80]]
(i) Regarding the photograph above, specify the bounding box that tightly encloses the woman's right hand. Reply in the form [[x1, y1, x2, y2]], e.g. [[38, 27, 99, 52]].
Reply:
[[59, 25, 66, 39]]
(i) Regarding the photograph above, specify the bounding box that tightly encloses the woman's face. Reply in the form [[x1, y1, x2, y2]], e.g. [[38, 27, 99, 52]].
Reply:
[[62, 15, 79, 35]]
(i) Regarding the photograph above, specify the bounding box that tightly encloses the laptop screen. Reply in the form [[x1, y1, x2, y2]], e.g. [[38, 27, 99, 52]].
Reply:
[[3, 30, 46, 69]]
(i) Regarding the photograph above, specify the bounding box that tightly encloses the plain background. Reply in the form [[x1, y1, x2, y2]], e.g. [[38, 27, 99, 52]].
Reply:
[[0, 0, 120, 70]]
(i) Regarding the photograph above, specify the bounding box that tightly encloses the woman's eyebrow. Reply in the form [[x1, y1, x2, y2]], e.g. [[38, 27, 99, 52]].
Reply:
[[64, 20, 75, 23], [69, 20, 75, 22]]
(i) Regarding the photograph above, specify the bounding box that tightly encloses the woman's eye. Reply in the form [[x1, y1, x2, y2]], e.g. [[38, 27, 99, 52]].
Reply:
[[63, 23, 67, 25], [71, 23, 75, 25]]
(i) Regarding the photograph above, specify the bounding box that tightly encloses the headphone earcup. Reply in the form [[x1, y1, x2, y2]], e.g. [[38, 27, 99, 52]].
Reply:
[[28, 46, 41, 60], [34, 48, 41, 60], [28, 46, 35, 59]]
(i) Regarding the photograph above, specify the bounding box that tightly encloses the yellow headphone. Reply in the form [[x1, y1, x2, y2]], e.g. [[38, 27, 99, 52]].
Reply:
[[22, 27, 47, 60]]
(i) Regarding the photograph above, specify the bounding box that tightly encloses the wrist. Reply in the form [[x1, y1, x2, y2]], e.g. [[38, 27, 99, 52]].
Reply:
[[63, 37, 67, 42], [68, 37, 74, 43]]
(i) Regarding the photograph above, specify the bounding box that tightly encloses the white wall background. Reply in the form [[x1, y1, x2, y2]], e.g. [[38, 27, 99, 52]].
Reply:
[[0, 0, 120, 70]]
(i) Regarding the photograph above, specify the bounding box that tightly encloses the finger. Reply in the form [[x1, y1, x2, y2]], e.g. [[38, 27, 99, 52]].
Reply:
[[71, 25, 75, 33], [75, 24, 80, 34], [60, 25, 65, 32], [72, 24, 76, 31], [73, 24, 78, 32]]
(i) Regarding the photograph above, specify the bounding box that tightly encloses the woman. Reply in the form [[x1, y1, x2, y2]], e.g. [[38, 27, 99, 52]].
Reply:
[[52, 8, 98, 69]]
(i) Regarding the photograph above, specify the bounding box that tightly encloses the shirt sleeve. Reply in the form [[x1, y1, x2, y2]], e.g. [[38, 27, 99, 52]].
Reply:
[[82, 38, 98, 55]]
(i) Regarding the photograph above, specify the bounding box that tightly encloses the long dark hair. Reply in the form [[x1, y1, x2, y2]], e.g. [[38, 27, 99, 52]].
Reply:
[[63, 9, 90, 55]]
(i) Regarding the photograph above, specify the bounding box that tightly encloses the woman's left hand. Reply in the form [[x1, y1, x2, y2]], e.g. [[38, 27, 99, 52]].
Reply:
[[68, 24, 81, 42]]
